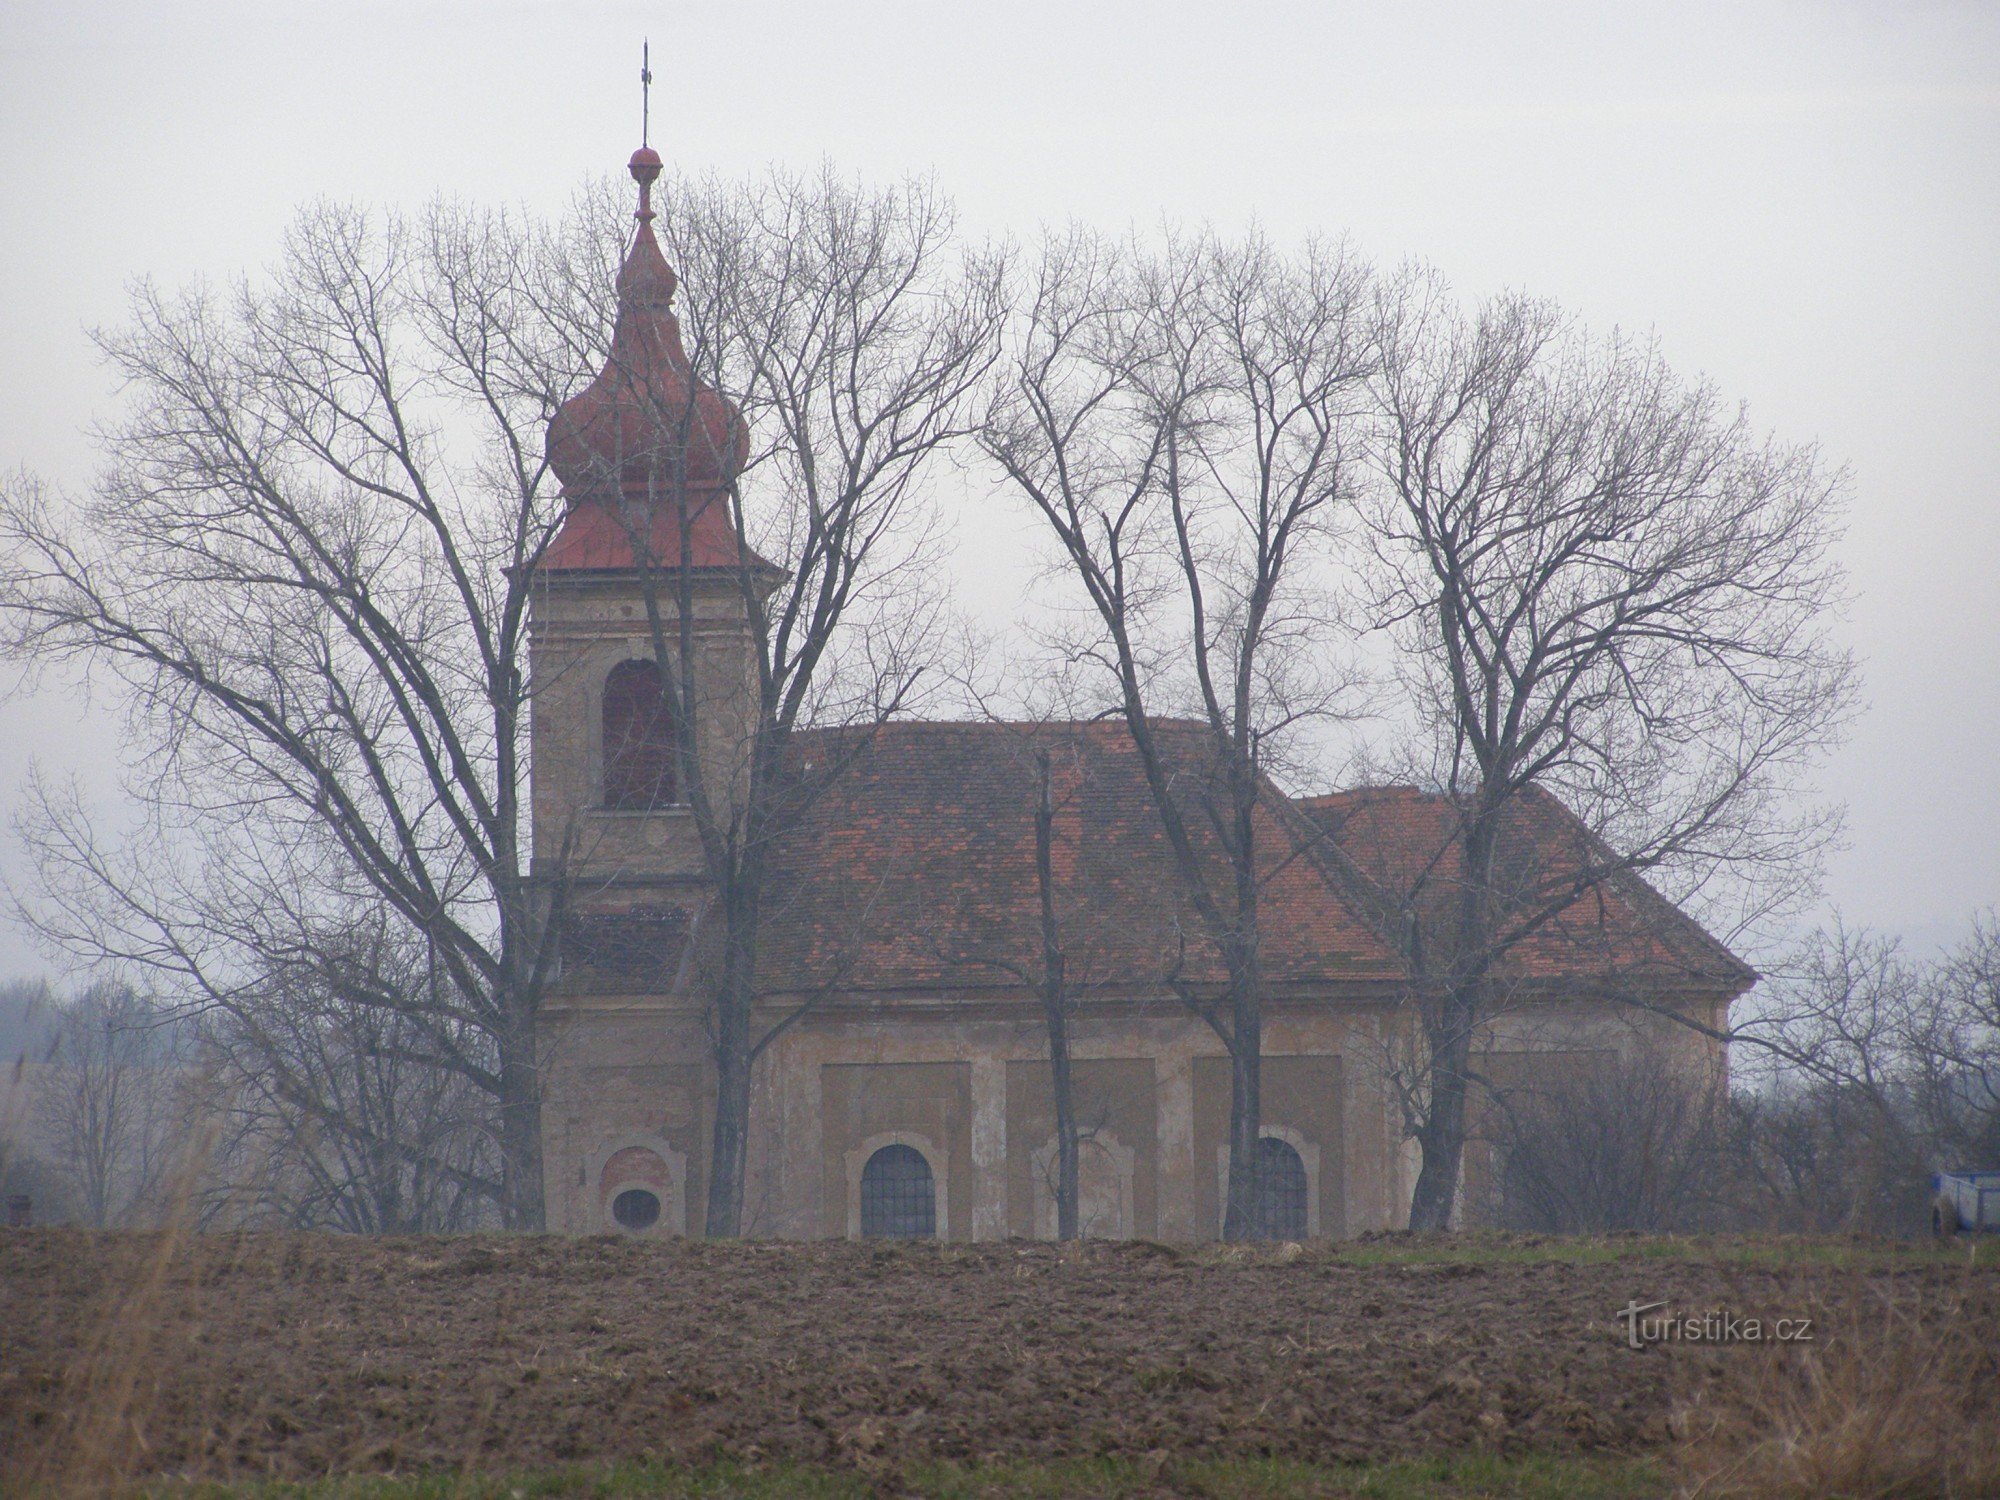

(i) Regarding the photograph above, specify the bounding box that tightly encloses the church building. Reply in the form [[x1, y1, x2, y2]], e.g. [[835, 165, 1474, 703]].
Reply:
[[528, 145, 1752, 1241]]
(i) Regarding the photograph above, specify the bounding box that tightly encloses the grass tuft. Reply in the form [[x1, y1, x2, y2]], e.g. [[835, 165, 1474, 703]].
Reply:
[[1668, 1272, 2000, 1497]]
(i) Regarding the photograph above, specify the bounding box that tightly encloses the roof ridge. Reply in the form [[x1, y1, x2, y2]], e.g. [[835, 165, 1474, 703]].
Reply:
[[1265, 789, 1417, 973]]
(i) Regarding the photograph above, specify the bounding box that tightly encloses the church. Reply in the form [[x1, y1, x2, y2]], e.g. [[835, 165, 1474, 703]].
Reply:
[[527, 144, 1752, 1242]]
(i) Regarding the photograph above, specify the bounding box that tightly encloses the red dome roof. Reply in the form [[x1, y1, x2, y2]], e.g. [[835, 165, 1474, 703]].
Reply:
[[542, 149, 752, 572]]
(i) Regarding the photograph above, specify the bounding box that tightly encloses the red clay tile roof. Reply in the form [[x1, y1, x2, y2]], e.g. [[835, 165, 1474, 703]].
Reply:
[[746, 720, 1411, 997], [545, 218, 747, 507], [1298, 785, 1752, 989], [563, 724, 1748, 1001], [540, 167, 758, 575], [540, 492, 756, 573]]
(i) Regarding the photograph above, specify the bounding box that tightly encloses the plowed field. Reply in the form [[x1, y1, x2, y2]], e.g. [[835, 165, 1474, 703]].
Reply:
[[0, 1229, 1989, 1488]]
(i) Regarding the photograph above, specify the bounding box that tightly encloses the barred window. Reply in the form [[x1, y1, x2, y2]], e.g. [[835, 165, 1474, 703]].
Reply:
[[602, 659, 677, 810], [859, 1144, 936, 1239], [1256, 1136, 1309, 1240]]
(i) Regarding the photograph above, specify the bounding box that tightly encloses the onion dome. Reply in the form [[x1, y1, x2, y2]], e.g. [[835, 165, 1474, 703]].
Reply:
[[542, 147, 752, 571]]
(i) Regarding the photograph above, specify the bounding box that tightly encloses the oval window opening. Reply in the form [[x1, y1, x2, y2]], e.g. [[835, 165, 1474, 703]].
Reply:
[[611, 1187, 661, 1231]]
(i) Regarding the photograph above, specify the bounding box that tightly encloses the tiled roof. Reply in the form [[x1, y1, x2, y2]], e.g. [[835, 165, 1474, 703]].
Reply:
[[538, 156, 760, 577], [561, 723, 1750, 1001], [539, 492, 755, 572], [1298, 785, 1753, 989], [748, 720, 1410, 997]]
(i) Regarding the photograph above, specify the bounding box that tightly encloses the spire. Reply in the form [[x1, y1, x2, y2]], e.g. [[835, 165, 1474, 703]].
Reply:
[[617, 153, 675, 307], [539, 74, 753, 574], [631, 41, 662, 227]]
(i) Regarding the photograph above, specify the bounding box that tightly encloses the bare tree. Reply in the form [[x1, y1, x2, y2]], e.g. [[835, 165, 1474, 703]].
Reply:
[[196, 927, 499, 1232], [1, 979, 61, 1224], [911, 716, 1104, 1240], [1905, 915, 2000, 1171], [1363, 281, 1855, 1229], [0, 199, 589, 1226], [1755, 922, 1916, 1117], [1028, 746, 1082, 1239], [983, 227, 1375, 1238], [1725, 915, 2000, 1233], [1483, 1051, 1731, 1232], [1724, 1082, 1927, 1234], [0, 977, 54, 1071], [574, 162, 1006, 1236], [34, 980, 182, 1227]]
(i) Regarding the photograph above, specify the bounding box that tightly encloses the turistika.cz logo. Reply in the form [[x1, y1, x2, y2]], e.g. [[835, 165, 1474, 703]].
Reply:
[[1614, 1300, 1816, 1350]]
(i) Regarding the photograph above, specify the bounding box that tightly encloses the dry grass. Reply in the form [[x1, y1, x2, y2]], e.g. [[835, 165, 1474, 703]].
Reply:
[[12, 1125, 230, 1498], [1668, 1269, 2000, 1498]]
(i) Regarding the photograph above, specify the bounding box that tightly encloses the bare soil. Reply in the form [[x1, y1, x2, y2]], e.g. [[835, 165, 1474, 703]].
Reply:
[[0, 1229, 1989, 1486]]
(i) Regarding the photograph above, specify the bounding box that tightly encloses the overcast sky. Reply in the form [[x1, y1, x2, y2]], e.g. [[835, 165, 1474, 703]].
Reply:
[[1, 0, 1995, 978]]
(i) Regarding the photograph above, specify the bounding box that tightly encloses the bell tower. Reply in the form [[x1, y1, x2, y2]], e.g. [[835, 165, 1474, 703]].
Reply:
[[527, 139, 771, 897]]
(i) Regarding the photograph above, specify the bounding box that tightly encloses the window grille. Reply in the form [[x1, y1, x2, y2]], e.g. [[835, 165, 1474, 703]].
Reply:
[[859, 1144, 936, 1239], [1256, 1135, 1309, 1240]]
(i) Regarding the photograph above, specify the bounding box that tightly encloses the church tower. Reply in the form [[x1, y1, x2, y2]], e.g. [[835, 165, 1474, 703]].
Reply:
[[528, 139, 779, 1236], [529, 143, 771, 894]]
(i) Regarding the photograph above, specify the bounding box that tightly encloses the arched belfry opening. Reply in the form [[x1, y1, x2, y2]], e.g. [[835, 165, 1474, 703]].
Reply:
[[601, 659, 677, 810]]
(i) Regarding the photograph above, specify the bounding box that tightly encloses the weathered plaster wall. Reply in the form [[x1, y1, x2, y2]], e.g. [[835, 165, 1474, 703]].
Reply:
[[1005, 1057, 1157, 1239], [541, 999, 1423, 1240], [528, 571, 759, 884], [538, 1007, 709, 1235], [1192, 1054, 1344, 1238]]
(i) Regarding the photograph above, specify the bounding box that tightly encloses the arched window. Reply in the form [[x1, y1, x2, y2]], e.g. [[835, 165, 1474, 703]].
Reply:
[[1255, 1135, 1310, 1241], [859, 1144, 936, 1239], [602, 659, 676, 810]]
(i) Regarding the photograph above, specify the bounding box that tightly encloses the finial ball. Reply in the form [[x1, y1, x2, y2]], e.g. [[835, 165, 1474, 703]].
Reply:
[[628, 146, 663, 187]]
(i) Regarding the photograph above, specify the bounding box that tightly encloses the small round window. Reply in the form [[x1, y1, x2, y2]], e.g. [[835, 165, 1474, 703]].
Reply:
[[611, 1187, 661, 1231]]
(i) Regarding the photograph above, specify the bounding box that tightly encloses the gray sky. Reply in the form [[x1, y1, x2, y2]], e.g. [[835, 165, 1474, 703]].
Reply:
[[1, 0, 1996, 977]]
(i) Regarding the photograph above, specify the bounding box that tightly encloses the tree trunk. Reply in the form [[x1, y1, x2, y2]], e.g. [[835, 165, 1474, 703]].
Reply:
[[704, 870, 763, 1239], [495, 1002, 544, 1231], [705, 1011, 751, 1238], [1222, 761, 1265, 1243], [1406, 807, 1498, 1233], [1407, 997, 1474, 1230], [1221, 958, 1263, 1241], [1035, 751, 1080, 1241], [1050, 1006, 1079, 1241]]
